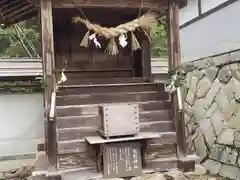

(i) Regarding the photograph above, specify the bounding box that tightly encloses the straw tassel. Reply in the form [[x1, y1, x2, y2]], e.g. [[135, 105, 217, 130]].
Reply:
[[74, 12, 158, 41], [142, 28, 152, 43], [73, 12, 158, 54], [80, 30, 90, 47], [105, 37, 119, 55], [131, 32, 141, 51]]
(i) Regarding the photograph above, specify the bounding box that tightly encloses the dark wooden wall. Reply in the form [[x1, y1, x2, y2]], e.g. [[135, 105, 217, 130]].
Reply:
[[52, 8, 147, 80]]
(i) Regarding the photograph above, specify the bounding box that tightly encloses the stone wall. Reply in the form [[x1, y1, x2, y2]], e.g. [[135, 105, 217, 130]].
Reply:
[[182, 50, 240, 179], [0, 166, 33, 180]]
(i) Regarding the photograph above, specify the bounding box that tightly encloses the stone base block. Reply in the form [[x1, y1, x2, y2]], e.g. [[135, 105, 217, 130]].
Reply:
[[178, 158, 195, 172], [33, 154, 61, 180], [32, 174, 62, 180]]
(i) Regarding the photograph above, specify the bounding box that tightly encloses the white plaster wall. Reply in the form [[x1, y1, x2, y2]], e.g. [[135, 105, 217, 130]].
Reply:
[[179, 0, 198, 25], [201, 0, 228, 13], [179, 1, 240, 62], [0, 93, 44, 170]]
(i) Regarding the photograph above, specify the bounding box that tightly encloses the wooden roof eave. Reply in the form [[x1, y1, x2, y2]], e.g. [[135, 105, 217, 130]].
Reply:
[[0, 0, 188, 25], [52, 0, 168, 11], [51, 0, 187, 9], [0, 0, 38, 25], [179, 0, 188, 8]]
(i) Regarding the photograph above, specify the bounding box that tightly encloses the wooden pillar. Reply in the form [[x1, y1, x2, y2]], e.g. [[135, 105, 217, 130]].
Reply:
[[168, 0, 186, 157], [140, 32, 152, 81], [41, 0, 55, 102], [167, 0, 174, 70], [172, 0, 181, 68], [168, 0, 181, 68], [40, 0, 55, 94], [40, 0, 57, 165]]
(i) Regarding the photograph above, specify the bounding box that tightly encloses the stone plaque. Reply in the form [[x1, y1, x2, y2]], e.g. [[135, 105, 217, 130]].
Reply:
[[103, 142, 142, 178]]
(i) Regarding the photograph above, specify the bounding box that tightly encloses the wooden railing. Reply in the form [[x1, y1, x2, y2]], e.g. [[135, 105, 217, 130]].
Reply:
[[49, 91, 56, 121]]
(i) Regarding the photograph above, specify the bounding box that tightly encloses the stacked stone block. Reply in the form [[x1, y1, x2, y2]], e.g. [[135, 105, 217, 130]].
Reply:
[[182, 50, 240, 179]]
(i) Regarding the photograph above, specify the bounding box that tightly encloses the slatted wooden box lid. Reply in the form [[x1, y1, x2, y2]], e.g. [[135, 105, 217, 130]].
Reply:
[[99, 103, 140, 138]]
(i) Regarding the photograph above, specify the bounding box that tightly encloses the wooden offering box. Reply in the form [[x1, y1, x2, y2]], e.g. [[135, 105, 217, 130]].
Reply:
[[99, 103, 140, 138]]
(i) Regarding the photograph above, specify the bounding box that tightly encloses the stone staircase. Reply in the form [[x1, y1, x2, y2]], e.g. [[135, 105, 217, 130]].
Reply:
[[55, 77, 179, 171]]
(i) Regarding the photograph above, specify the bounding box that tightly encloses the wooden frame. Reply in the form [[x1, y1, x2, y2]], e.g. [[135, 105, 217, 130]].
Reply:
[[40, 0, 57, 165], [36, 0, 194, 175], [52, 0, 169, 10], [167, 0, 195, 172], [168, 0, 186, 157]]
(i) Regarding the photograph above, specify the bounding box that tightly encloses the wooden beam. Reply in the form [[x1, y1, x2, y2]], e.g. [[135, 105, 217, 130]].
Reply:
[[0, 0, 9, 6], [167, 0, 186, 157], [7, 6, 37, 21], [4, 4, 33, 18], [1, 0, 22, 9], [40, 0, 57, 165], [52, 0, 168, 10], [3, 2, 29, 16]]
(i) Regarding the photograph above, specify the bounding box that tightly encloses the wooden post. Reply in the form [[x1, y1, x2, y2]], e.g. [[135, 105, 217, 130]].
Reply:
[[40, 0, 57, 165], [41, 0, 55, 103], [168, 0, 186, 157], [140, 32, 152, 81], [167, 0, 174, 70]]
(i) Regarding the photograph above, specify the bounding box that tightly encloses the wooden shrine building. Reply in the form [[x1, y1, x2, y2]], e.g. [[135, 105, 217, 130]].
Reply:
[[0, 0, 195, 179]]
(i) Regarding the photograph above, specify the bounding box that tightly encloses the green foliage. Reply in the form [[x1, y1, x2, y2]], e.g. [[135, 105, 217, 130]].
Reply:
[[150, 16, 168, 57], [0, 79, 44, 93], [0, 16, 40, 57], [165, 68, 187, 93], [0, 15, 166, 58]]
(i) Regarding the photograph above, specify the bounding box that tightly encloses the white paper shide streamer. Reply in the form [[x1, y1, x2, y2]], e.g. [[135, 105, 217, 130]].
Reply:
[[89, 33, 101, 48], [58, 69, 67, 85], [118, 34, 128, 48]]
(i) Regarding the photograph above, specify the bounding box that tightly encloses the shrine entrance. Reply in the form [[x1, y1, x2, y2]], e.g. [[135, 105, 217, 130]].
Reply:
[[0, 0, 195, 179]]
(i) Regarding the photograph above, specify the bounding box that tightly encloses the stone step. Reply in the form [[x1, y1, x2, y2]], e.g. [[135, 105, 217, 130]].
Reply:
[[140, 110, 173, 122], [57, 82, 164, 95], [56, 110, 172, 129], [56, 91, 170, 106], [56, 121, 174, 142], [57, 155, 179, 172], [57, 132, 177, 155], [56, 101, 172, 117], [145, 157, 179, 171], [58, 157, 178, 180], [61, 77, 150, 86], [62, 70, 133, 79]]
